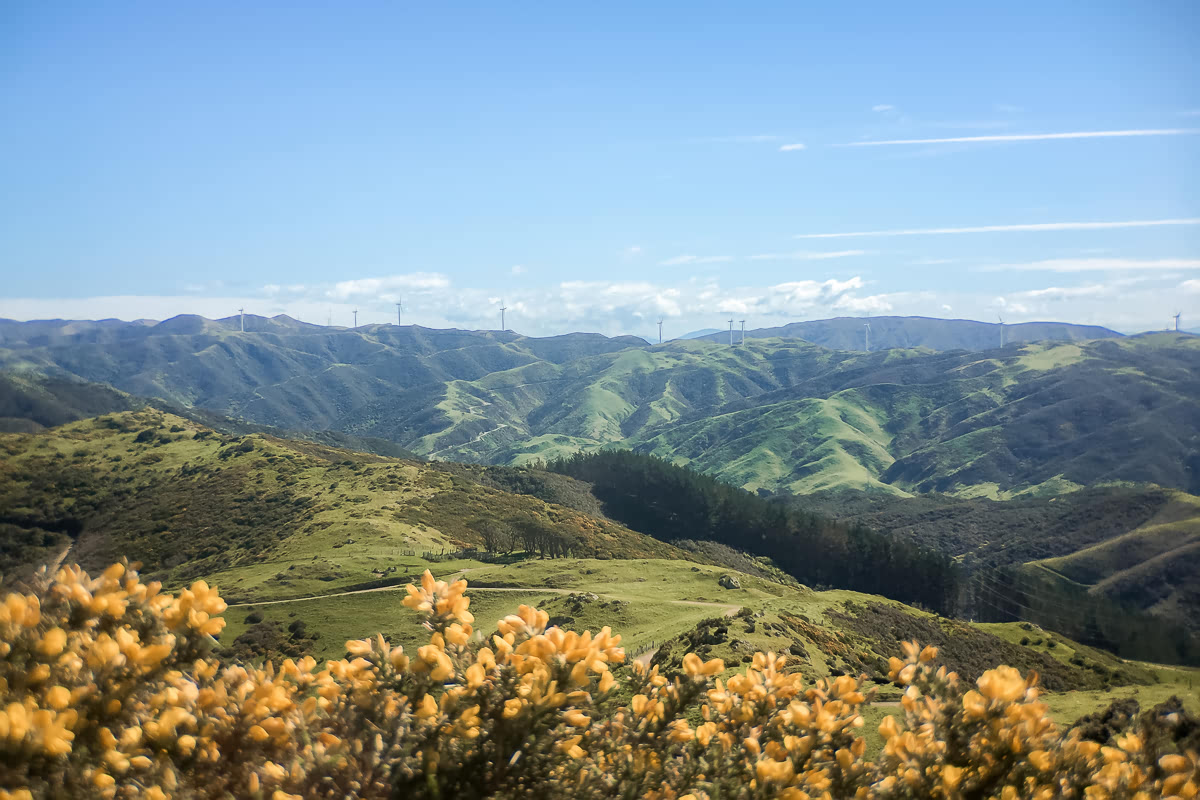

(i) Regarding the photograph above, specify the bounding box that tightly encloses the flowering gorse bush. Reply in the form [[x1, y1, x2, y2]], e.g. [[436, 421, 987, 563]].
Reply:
[[1, 562, 1197, 799]]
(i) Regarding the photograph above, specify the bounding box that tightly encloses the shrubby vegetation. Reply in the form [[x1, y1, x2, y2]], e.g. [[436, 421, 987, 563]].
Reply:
[[796, 485, 1200, 665], [796, 486, 1175, 573], [3, 562, 1199, 799], [548, 449, 959, 613], [978, 567, 1200, 668]]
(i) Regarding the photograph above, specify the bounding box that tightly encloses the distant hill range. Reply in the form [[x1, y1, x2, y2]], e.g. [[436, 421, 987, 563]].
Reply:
[[1, 315, 1196, 498], [694, 315, 1122, 351], [674, 327, 723, 340]]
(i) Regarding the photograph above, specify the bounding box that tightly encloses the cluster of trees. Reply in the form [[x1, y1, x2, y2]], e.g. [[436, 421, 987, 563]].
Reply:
[[547, 450, 959, 613], [476, 519, 575, 559]]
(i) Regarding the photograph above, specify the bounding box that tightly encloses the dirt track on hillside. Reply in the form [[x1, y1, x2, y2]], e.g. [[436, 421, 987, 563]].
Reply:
[[229, 583, 742, 618]]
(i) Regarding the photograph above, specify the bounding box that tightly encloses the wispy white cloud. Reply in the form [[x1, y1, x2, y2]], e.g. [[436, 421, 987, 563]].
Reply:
[[328, 273, 450, 300], [1001, 258, 1200, 272], [261, 284, 307, 295], [183, 280, 225, 293], [4, 275, 1191, 338], [836, 128, 1200, 147], [872, 104, 895, 112], [994, 297, 1032, 315], [1016, 284, 1110, 299], [659, 255, 733, 266], [0, 274, 896, 340], [510, 265, 526, 275], [749, 250, 866, 261], [794, 218, 1200, 239], [779, 143, 807, 152], [1179, 110, 1200, 118], [995, 104, 1024, 114]]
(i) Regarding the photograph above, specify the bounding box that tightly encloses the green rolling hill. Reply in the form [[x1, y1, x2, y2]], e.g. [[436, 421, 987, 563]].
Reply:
[[0, 408, 688, 599], [0, 372, 139, 432], [1029, 491, 1200, 628], [798, 485, 1200, 642], [2, 317, 1197, 498], [2, 408, 1194, 721], [694, 315, 1123, 350]]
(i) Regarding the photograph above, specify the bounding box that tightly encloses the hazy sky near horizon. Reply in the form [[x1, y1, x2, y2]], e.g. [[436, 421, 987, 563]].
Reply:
[[2, 1, 1199, 337]]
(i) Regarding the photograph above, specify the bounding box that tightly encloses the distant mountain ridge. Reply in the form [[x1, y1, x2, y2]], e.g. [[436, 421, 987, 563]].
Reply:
[[2, 313, 1122, 352], [1, 313, 1197, 498], [694, 315, 1123, 351], [675, 328, 723, 340]]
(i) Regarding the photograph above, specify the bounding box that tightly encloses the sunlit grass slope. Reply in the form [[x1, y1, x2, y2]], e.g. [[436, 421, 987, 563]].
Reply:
[[0, 409, 690, 600], [221, 557, 1199, 727]]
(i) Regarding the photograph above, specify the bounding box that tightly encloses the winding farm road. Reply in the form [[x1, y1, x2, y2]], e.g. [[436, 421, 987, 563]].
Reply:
[[229, 582, 742, 618], [427, 423, 510, 457]]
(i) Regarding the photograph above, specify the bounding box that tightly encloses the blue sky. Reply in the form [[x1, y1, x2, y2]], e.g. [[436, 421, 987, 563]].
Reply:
[[2, 0, 1199, 337]]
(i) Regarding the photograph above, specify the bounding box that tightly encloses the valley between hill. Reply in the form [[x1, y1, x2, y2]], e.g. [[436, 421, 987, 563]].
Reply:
[[4, 317, 1197, 498], [1, 407, 1197, 730]]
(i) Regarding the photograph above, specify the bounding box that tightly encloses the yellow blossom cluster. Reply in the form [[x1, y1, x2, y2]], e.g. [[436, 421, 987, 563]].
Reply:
[[1, 562, 1198, 799]]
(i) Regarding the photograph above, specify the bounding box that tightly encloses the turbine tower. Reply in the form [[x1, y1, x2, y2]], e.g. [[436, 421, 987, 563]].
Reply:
[[739, 319, 746, 345], [657, 318, 664, 344], [1174, 312, 1182, 332], [500, 303, 507, 331], [728, 318, 734, 346], [396, 299, 404, 326], [238, 308, 244, 333], [864, 322, 871, 353], [353, 309, 358, 328], [998, 314, 1005, 348]]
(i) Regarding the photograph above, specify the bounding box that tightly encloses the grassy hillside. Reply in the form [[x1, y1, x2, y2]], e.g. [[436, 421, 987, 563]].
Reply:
[[2, 409, 1195, 722], [694, 315, 1122, 351], [0, 409, 688, 600], [221, 556, 1199, 730], [798, 484, 1200, 647], [627, 334, 1200, 496], [0, 372, 140, 432], [1021, 492, 1200, 631], [799, 485, 1178, 572], [3, 318, 1197, 497], [547, 449, 959, 614]]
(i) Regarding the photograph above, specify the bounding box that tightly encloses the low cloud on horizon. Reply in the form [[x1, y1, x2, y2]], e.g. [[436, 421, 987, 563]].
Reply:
[[3, 271, 1195, 339], [836, 128, 1200, 147]]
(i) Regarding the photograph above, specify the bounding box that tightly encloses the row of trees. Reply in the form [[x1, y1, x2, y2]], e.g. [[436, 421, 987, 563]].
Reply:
[[477, 519, 575, 559], [547, 449, 960, 613]]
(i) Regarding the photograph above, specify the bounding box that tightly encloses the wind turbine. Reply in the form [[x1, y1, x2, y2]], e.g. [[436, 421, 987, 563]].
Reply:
[[728, 317, 734, 346], [1174, 312, 1182, 332], [998, 314, 1005, 348], [739, 319, 746, 345], [238, 308, 244, 333], [864, 322, 871, 353], [396, 299, 404, 326], [500, 303, 507, 331], [352, 309, 358, 328], [657, 318, 664, 344]]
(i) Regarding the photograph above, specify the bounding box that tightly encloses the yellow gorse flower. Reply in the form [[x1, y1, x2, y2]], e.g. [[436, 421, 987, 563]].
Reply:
[[1, 565, 1197, 800]]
